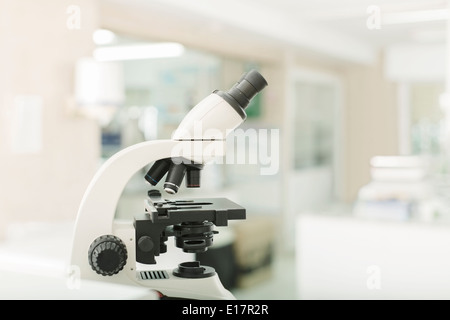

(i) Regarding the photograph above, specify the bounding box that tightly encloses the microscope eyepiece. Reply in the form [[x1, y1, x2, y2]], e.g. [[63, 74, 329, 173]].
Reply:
[[213, 69, 268, 120], [226, 69, 268, 110]]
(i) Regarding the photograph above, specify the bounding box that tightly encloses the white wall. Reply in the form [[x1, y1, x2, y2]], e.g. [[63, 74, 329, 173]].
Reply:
[[384, 43, 446, 83], [0, 0, 101, 237]]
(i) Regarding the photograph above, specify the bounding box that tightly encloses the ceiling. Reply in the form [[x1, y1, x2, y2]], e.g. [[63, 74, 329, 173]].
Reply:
[[104, 0, 449, 63], [277, 0, 449, 47]]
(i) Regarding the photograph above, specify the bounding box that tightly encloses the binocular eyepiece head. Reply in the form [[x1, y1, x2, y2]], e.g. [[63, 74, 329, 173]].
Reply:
[[144, 69, 268, 194]]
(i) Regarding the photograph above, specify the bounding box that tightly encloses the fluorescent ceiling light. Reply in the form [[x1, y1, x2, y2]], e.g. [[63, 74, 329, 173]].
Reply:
[[93, 29, 117, 45], [382, 8, 448, 25], [93, 42, 185, 61]]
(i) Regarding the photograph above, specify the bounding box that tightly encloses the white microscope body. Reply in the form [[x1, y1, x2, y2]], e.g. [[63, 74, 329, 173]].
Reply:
[[70, 70, 268, 300]]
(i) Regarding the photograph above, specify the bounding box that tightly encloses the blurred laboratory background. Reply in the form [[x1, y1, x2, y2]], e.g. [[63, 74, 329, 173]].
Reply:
[[2, 0, 450, 299]]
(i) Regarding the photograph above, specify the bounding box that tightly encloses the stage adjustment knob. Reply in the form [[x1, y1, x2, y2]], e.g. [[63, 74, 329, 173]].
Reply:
[[88, 235, 128, 276]]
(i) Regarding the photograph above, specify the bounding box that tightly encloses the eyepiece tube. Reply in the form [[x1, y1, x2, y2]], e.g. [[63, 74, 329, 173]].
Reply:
[[226, 69, 268, 110]]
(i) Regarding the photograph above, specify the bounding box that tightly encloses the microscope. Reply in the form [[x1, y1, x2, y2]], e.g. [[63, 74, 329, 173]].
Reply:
[[70, 70, 268, 300]]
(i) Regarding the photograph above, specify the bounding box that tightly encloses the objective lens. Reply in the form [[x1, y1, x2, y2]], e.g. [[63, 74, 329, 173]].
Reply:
[[145, 158, 171, 186], [145, 158, 203, 193], [186, 168, 201, 188], [185, 162, 203, 188], [164, 162, 186, 194]]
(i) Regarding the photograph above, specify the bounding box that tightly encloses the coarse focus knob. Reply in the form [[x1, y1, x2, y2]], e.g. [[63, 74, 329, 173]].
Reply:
[[88, 235, 128, 276]]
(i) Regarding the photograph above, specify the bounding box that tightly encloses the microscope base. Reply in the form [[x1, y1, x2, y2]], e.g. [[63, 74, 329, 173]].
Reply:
[[136, 263, 235, 300]]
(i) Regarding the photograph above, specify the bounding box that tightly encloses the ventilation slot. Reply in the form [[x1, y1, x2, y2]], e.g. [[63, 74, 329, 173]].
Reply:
[[139, 270, 169, 280]]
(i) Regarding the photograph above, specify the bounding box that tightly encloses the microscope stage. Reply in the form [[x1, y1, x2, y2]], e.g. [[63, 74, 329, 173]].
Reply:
[[140, 195, 246, 226]]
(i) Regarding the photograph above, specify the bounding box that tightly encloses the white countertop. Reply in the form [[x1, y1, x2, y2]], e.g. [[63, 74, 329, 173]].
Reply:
[[0, 221, 157, 300], [0, 269, 158, 300]]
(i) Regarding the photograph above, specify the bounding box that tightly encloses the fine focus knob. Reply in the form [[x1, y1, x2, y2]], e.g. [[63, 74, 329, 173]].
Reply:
[[88, 235, 128, 276]]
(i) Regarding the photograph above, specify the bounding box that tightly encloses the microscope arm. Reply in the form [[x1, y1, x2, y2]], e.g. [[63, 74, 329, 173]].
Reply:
[[70, 139, 224, 284]]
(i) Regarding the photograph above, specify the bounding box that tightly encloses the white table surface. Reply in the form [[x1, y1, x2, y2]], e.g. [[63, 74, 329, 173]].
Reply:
[[0, 269, 158, 300], [0, 221, 158, 300]]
